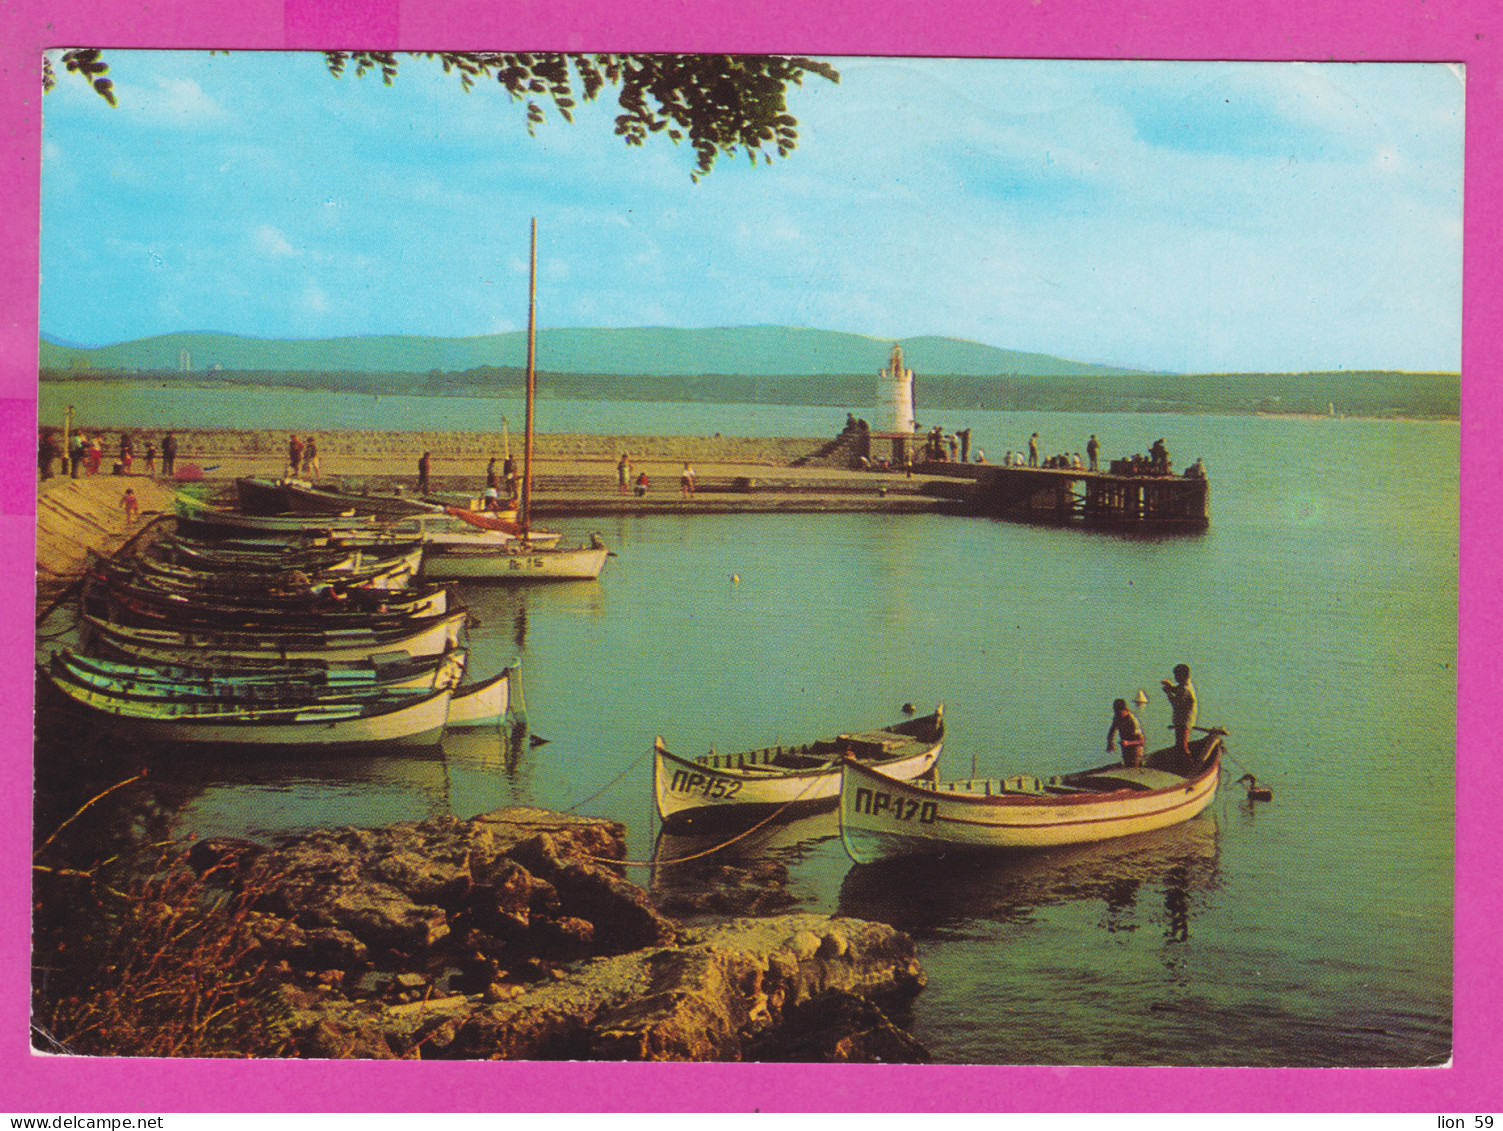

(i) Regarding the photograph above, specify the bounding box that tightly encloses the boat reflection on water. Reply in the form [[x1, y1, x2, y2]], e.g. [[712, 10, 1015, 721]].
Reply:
[[837, 816, 1222, 941], [649, 810, 840, 920]]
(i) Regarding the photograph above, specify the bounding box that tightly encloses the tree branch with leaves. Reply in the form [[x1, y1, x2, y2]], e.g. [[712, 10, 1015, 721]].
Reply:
[[44, 49, 839, 179]]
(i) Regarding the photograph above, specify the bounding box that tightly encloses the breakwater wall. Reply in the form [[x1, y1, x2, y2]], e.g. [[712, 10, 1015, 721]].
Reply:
[[88, 428, 833, 468]]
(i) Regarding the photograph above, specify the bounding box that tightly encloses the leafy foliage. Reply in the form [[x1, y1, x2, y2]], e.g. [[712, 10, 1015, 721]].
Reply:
[[42, 49, 116, 106], [44, 49, 840, 178]]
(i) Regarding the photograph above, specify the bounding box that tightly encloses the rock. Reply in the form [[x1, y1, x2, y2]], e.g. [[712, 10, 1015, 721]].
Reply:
[[448, 914, 927, 1061], [745, 989, 931, 1063], [199, 808, 927, 1061]]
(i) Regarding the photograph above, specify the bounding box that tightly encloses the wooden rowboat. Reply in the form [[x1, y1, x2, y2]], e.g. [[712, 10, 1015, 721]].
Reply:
[[838, 730, 1225, 865], [44, 668, 454, 752], [52, 648, 510, 731], [446, 666, 512, 728], [82, 608, 468, 664], [653, 708, 944, 830], [174, 492, 383, 534], [50, 648, 467, 701]]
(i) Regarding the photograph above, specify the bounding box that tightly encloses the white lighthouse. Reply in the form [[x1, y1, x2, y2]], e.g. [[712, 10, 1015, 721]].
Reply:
[[875, 343, 916, 433]]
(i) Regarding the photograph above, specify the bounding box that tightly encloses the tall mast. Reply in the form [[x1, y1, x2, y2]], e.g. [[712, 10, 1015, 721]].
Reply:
[[521, 218, 537, 532]]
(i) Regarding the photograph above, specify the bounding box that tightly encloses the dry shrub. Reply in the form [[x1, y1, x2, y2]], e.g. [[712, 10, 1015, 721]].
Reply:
[[33, 843, 294, 1058]]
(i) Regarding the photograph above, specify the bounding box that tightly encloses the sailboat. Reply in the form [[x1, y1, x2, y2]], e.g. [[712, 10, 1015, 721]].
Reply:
[[420, 219, 610, 583]]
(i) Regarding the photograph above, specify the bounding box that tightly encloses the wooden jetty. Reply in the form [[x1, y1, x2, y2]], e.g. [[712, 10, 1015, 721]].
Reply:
[[925, 462, 1210, 530]]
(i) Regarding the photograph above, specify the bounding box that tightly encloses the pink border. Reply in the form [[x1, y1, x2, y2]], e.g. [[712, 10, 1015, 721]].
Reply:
[[3, 0, 1494, 1113]]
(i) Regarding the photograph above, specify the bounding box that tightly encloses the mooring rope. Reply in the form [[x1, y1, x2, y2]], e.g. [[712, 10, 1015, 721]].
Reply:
[[582, 766, 833, 869], [560, 743, 657, 815]]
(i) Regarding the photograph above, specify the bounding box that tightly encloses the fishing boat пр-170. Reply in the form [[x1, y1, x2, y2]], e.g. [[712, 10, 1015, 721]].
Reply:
[[839, 729, 1226, 865]]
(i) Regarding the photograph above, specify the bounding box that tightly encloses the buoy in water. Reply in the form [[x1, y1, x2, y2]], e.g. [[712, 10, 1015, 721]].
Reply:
[[731, 574, 740, 583], [1236, 773, 1273, 801]]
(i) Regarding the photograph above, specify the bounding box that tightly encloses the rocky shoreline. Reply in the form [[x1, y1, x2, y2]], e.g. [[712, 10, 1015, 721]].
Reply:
[[190, 806, 930, 1062]]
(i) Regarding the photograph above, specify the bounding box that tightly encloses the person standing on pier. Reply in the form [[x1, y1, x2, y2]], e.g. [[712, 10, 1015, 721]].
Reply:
[[160, 432, 177, 478], [957, 428, 972, 463], [486, 456, 500, 493], [302, 437, 320, 478], [617, 453, 632, 495], [1161, 664, 1198, 757], [680, 462, 696, 498], [1028, 432, 1040, 467], [1087, 434, 1100, 471], [418, 451, 432, 495], [1107, 698, 1147, 768]]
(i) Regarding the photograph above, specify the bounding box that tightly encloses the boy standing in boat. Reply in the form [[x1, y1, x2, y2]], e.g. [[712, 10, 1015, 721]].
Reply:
[[1106, 698, 1146, 767], [1162, 663, 1198, 756]]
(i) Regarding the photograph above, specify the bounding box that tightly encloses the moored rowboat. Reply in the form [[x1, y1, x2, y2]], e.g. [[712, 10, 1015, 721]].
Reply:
[[421, 538, 609, 581], [45, 669, 454, 752], [654, 707, 944, 830], [50, 647, 467, 701], [446, 667, 512, 728], [82, 608, 468, 664], [838, 730, 1225, 865]]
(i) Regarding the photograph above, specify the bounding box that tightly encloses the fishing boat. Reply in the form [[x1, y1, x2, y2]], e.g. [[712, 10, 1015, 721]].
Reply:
[[446, 666, 512, 728], [128, 551, 419, 594], [421, 533, 610, 581], [235, 476, 446, 519], [838, 729, 1226, 865], [653, 707, 945, 830], [418, 219, 610, 583], [82, 608, 468, 664], [51, 647, 510, 731], [44, 666, 455, 752], [174, 493, 385, 537], [152, 536, 425, 580], [50, 647, 468, 701]]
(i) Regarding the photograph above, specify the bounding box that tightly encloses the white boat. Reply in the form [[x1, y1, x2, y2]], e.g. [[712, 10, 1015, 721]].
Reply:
[[423, 219, 609, 583], [422, 535, 610, 581], [654, 708, 945, 830], [447, 666, 512, 728], [46, 671, 454, 752], [49, 647, 467, 700], [82, 608, 468, 664], [838, 730, 1226, 865], [174, 493, 383, 535]]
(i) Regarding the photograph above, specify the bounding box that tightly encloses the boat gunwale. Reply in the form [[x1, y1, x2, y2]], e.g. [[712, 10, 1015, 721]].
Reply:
[[842, 740, 1223, 810]]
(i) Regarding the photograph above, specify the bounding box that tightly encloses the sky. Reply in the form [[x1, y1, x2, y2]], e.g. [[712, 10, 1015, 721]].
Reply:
[[38, 51, 1465, 374]]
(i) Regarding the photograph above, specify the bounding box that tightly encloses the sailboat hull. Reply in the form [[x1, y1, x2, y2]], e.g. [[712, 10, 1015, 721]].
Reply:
[[421, 545, 609, 581]]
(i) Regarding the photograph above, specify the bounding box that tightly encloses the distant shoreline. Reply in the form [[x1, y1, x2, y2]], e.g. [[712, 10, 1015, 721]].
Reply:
[[36, 377, 1460, 426]]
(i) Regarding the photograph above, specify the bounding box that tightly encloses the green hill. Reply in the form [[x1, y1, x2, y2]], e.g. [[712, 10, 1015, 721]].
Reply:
[[37, 327, 1459, 419], [38, 326, 1145, 379]]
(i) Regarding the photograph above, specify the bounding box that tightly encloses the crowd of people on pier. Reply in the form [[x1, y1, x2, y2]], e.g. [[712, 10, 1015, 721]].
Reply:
[[837, 415, 1207, 481]]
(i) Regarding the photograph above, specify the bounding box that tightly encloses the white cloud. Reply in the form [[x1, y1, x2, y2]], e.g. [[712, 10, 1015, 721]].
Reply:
[[252, 225, 297, 258]]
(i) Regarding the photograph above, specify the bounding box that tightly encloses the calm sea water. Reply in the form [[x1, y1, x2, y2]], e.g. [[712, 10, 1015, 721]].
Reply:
[[35, 391, 1457, 1067]]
